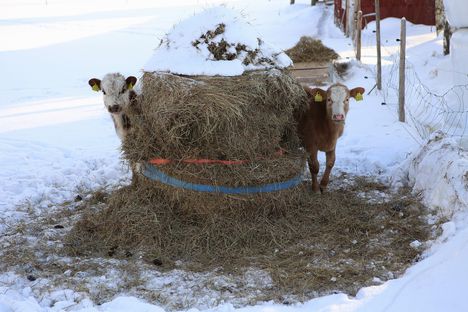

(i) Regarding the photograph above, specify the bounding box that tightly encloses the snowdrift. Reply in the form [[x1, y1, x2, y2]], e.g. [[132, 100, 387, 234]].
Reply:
[[143, 6, 292, 76], [408, 132, 468, 217]]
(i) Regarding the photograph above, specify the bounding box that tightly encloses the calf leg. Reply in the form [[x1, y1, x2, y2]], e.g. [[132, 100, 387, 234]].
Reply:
[[130, 162, 142, 185], [320, 150, 336, 193], [307, 148, 320, 193]]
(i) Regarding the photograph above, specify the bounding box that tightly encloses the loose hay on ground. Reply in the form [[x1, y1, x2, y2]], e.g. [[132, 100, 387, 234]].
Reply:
[[0, 176, 436, 309], [65, 177, 430, 299]]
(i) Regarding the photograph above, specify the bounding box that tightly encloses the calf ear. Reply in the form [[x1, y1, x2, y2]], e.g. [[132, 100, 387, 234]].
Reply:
[[88, 78, 101, 92], [350, 87, 365, 101], [304, 87, 327, 103], [126, 76, 137, 90]]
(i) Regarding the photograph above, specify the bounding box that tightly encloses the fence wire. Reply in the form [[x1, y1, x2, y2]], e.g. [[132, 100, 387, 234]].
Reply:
[[353, 11, 468, 146], [379, 47, 468, 145]]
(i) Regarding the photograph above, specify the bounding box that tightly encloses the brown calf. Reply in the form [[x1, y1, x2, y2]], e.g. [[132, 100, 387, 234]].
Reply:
[[297, 83, 365, 193]]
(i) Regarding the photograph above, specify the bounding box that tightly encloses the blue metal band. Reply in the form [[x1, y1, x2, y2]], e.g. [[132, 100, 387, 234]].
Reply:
[[142, 163, 304, 194]]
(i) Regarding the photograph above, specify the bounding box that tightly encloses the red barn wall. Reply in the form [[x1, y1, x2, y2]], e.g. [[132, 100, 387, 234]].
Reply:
[[335, 0, 435, 27]]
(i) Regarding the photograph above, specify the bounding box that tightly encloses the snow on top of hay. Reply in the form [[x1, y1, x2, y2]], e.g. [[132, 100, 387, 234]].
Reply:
[[143, 6, 292, 76]]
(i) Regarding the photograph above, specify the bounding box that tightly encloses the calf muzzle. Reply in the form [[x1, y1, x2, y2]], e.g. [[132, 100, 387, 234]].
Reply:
[[332, 114, 345, 121], [108, 105, 122, 113]]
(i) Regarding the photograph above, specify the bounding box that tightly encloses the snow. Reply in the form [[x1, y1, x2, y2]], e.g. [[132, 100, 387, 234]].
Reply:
[[443, 0, 468, 28], [80, 296, 165, 312], [143, 6, 292, 76], [450, 29, 468, 86], [407, 131, 468, 217], [1, 0, 468, 311]]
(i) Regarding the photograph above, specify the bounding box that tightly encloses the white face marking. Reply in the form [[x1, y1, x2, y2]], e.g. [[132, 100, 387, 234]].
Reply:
[[329, 85, 349, 121], [101, 73, 131, 113]]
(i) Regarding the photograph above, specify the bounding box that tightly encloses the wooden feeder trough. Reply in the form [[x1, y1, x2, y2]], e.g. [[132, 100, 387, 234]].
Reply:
[[289, 62, 331, 86]]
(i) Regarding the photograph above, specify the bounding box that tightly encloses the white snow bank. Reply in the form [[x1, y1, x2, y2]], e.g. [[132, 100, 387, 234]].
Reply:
[[143, 6, 292, 76], [407, 131, 468, 217], [450, 29, 468, 86], [443, 0, 468, 28], [77, 297, 165, 312]]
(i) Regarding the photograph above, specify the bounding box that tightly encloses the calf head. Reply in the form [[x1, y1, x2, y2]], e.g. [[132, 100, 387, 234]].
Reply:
[[308, 83, 365, 123], [88, 73, 137, 114]]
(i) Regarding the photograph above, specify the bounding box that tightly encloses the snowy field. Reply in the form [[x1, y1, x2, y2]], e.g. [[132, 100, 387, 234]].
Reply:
[[1, 0, 468, 311]]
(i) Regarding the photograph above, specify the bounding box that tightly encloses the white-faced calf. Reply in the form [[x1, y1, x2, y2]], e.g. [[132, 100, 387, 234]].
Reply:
[[88, 73, 138, 141], [297, 83, 365, 193]]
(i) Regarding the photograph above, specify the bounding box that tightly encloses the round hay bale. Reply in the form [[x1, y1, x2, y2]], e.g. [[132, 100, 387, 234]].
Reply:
[[123, 69, 308, 187], [124, 69, 307, 161]]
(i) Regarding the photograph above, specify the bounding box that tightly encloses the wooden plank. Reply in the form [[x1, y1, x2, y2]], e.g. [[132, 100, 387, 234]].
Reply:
[[291, 62, 328, 70], [356, 10, 362, 60], [375, 0, 382, 90], [289, 62, 330, 86], [399, 18, 406, 122], [345, 0, 350, 37]]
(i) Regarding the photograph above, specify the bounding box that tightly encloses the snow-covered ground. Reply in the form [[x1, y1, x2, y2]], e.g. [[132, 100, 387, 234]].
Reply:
[[1, 0, 467, 311]]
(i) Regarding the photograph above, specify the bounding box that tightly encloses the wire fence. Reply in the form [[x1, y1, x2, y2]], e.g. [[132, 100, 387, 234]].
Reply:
[[380, 50, 468, 146], [347, 1, 468, 147]]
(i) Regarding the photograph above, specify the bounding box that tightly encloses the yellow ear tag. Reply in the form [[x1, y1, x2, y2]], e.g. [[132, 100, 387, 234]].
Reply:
[[355, 92, 363, 101], [92, 84, 100, 92], [314, 92, 323, 102], [128, 83, 134, 90]]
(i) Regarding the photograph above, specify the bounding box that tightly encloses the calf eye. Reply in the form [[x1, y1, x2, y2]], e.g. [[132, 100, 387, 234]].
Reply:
[[119, 88, 126, 95], [102, 90, 107, 95]]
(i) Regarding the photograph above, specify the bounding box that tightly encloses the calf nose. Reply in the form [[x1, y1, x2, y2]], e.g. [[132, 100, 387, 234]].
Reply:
[[333, 114, 345, 121], [108, 105, 121, 113]]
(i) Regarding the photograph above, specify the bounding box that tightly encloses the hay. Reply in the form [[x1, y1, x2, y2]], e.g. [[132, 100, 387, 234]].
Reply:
[[285, 36, 339, 63], [63, 66, 431, 302], [123, 69, 308, 187], [0, 177, 435, 308], [68, 67, 314, 251], [65, 177, 431, 299], [124, 70, 307, 162]]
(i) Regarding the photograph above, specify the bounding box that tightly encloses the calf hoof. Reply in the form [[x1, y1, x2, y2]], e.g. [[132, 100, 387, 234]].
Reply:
[[319, 186, 327, 194], [312, 185, 321, 194]]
